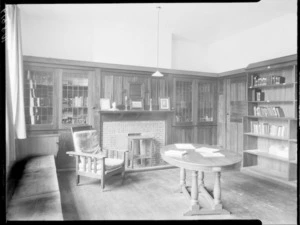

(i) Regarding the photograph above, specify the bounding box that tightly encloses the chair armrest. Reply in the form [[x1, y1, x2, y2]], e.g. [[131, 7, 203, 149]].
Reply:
[[66, 151, 106, 159], [107, 148, 129, 153]]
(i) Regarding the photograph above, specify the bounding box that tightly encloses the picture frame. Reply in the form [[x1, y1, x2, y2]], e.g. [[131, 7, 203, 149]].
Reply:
[[100, 98, 111, 110], [130, 98, 144, 110], [159, 97, 170, 110]]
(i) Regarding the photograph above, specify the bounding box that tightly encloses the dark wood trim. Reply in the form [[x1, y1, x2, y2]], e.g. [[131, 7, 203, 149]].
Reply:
[[218, 68, 246, 77], [246, 54, 297, 70], [23, 55, 218, 78]]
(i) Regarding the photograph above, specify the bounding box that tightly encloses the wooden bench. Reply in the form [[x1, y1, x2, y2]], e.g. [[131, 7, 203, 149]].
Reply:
[[7, 155, 63, 220]]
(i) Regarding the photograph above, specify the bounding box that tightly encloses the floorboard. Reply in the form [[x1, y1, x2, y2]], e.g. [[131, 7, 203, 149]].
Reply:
[[57, 168, 297, 223]]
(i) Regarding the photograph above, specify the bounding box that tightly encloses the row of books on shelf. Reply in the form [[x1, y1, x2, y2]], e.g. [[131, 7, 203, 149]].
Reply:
[[253, 106, 285, 117], [250, 89, 265, 101], [29, 88, 52, 98], [28, 107, 52, 116], [250, 75, 285, 87], [62, 97, 88, 107], [27, 115, 52, 125], [29, 97, 51, 107], [250, 121, 286, 137]]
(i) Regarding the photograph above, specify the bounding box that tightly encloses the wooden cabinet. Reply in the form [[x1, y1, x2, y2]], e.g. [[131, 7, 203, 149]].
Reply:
[[174, 78, 194, 124], [23, 64, 95, 130], [23, 65, 58, 130], [172, 77, 217, 144], [243, 55, 297, 182], [59, 69, 95, 128]]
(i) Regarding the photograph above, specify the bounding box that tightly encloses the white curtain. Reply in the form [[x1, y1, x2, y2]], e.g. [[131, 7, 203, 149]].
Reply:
[[5, 5, 26, 169]]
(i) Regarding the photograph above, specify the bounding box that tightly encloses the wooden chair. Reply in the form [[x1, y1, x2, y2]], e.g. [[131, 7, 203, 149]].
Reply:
[[66, 125, 128, 191]]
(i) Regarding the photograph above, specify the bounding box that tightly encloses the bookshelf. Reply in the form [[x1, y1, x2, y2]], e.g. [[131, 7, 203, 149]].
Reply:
[[243, 55, 297, 182], [61, 70, 90, 126], [24, 66, 57, 130]]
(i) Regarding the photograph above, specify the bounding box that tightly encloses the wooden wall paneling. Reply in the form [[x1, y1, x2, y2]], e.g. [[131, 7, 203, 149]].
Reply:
[[192, 79, 198, 143], [88, 70, 95, 126], [288, 163, 297, 181], [104, 75, 114, 100], [94, 68, 101, 144], [217, 78, 225, 148], [174, 127, 193, 143], [197, 126, 213, 145], [56, 69, 63, 129], [166, 74, 174, 144], [225, 78, 231, 149], [56, 131, 74, 170]]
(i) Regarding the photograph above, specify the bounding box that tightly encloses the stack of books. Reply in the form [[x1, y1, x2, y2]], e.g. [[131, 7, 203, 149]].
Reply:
[[195, 147, 224, 157], [165, 150, 187, 158]]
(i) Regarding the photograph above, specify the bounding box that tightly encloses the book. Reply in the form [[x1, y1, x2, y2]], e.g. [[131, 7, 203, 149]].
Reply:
[[195, 147, 219, 153], [275, 107, 285, 117], [199, 152, 225, 157], [165, 150, 187, 157], [175, 144, 195, 149]]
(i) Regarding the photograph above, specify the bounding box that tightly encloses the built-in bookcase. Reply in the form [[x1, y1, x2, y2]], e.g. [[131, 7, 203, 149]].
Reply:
[[174, 79, 193, 124], [61, 70, 89, 126], [243, 55, 297, 182], [23, 64, 94, 130], [24, 66, 57, 130]]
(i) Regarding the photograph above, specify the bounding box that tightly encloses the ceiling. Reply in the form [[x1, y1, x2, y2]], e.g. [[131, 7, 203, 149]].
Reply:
[[19, 1, 296, 45]]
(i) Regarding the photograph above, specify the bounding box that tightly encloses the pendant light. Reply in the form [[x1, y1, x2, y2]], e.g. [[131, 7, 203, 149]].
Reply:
[[152, 6, 163, 77]]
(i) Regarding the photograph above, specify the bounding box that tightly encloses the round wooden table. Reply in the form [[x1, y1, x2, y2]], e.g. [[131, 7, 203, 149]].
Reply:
[[161, 144, 242, 216]]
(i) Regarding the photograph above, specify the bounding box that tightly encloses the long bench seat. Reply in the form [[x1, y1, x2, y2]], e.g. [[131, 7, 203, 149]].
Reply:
[[7, 155, 63, 220]]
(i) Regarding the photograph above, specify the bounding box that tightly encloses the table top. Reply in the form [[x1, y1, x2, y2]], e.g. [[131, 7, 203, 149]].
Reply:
[[161, 144, 242, 171]]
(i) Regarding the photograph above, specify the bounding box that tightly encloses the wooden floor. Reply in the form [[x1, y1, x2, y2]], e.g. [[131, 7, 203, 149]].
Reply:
[[57, 168, 297, 223]]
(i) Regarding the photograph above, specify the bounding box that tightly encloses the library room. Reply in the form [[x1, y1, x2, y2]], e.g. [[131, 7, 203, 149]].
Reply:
[[4, 1, 298, 224]]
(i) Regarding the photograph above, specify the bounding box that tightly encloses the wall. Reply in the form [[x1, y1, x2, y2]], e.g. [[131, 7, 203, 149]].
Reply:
[[20, 10, 297, 73], [21, 17, 172, 69], [207, 14, 297, 72], [171, 35, 211, 72]]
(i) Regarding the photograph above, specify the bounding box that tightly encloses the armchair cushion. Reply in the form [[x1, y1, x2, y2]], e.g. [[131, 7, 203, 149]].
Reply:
[[79, 158, 124, 173], [73, 130, 101, 154]]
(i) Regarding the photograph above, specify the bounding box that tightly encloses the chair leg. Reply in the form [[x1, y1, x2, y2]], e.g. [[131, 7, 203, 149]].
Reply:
[[76, 175, 80, 185], [121, 170, 125, 184], [101, 177, 105, 191]]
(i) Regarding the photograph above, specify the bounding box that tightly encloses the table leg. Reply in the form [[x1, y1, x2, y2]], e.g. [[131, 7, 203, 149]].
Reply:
[[213, 171, 221, 206], [198, 171, 204, 188], [184, 170, 201, 216], [191, 171, 199, 206], [175, 168, 186, 193]]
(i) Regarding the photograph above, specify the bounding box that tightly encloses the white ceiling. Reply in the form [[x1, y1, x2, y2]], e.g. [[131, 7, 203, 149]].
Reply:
[[19, 1, 296, 46]]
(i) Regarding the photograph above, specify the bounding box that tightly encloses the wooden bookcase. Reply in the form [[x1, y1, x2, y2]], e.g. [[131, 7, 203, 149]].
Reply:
[[23, 65, 58, 130], [172, 77, 217, 144], [243, 55, 297, 182], [23, 64, 95, 130]]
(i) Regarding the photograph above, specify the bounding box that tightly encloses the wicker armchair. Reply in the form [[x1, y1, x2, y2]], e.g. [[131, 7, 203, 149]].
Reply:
[[66, 125, 128, 191]]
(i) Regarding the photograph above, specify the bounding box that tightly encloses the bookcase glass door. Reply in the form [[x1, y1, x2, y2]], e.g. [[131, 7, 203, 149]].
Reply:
[[24, 68, 54, 128], [198, 82, 216, 122], [175, 80, 193, 123], [62, 71, 89, 126]]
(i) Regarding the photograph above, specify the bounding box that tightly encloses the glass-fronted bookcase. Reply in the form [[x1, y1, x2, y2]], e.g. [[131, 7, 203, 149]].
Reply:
[[23, 65, 94, 130], [173, 77, 217, 144]]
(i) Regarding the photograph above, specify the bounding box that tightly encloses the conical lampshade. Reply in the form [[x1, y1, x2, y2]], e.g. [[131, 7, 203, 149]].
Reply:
[[152, 70, 164, 77]]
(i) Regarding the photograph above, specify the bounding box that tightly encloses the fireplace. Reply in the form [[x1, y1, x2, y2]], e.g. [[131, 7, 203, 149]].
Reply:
[[97, 110, 173, 167], [102, 120, 166, 166]]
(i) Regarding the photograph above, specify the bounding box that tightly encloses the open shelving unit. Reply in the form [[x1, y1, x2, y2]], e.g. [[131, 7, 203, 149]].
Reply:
[[242, 55, 297, 184]]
